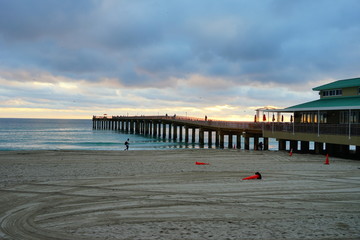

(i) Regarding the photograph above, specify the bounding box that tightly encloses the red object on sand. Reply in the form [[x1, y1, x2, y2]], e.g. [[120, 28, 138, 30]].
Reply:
[[242, 175, 259, 180], [242, 172, 262, 180], [289, 148, 293, 157], [195, 161, 209, 165], [324, 154, 330, 165]]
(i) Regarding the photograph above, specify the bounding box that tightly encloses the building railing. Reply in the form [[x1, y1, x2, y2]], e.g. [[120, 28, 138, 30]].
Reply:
[[263, 123, 360, 137]]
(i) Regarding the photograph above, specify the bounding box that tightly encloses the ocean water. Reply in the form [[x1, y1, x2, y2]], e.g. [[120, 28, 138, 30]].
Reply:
[[0, 118, 279, 151]]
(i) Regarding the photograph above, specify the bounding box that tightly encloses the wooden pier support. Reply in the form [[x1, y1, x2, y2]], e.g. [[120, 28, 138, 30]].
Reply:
[[290, 140, 298, 152], [152, 121, 157, 137], [244, 137, 250, 150], [228, 134, 233, 149], [236, 134, 241, 149], [173, 124, 177, 140], [219, 132, 224, 149], [208, 131, 212, 148], [301, 141, 310, 153], [179, 126, 183, 141], [254, 136, 259, 150], [199, 128, 204, 147], [278, 139, 286, 151], [162, 123, 166, 138], [263, 137, 269, 150]]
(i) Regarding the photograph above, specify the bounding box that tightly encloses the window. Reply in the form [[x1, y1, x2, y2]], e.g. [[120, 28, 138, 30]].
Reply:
[[300, 112, 318, 123], [341, 110, 360, 123], [322, 89, 342, 97], [314, 113, 318, 123], [340, 111, 349, 124], [319, 112, 327, 123], [350, 110, 360, 123]]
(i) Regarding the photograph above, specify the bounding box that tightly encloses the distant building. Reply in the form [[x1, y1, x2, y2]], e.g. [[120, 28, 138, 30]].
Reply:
[[263, 77, 360, 158]]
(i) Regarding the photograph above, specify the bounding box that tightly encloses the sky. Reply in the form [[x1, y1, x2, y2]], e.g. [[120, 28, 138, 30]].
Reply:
[[0, 0, 359, 120]]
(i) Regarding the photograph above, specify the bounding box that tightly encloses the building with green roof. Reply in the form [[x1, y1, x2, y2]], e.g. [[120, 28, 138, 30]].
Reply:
[[263, 77, 360, 159]]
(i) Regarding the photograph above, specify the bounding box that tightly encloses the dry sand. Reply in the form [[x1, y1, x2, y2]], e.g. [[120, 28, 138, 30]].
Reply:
[[0, 149, 359, 240]]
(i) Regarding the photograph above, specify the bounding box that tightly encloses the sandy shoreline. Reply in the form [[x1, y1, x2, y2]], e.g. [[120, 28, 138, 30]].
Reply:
[[0, 149, 359, 239]]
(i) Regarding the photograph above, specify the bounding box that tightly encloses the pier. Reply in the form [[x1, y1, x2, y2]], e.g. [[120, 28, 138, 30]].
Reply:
[[92, 115, 265, 150], [92, 78, 359, 158]]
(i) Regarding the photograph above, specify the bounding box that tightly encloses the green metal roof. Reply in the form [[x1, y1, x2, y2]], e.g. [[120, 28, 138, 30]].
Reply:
[[284, 95, 360, 111], [312, 77, 360, 91]]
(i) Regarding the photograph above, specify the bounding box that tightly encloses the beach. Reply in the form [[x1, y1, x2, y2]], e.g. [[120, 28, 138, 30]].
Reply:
[[0, 149, 359, 240]]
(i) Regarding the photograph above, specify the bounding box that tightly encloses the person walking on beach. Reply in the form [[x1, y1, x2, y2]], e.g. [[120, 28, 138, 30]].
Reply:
[[124, 138, 129, 151]]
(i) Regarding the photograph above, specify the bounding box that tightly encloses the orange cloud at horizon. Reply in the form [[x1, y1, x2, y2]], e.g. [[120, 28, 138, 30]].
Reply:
[[0, 105, 258, 121]]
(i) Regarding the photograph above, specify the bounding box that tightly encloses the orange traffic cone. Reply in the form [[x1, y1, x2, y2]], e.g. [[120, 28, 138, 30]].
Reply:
[[289, 148, 293, 157], [195, 161, 210, 165], [242, 172, 262, 180], [324, 154, 329, 165]]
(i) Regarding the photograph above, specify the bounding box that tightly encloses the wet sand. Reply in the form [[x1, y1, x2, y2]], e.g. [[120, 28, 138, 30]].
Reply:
[[0, 149, 359, 240]]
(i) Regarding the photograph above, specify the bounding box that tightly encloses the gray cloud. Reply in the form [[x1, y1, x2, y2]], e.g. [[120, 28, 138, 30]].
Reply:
[[0, 0, 359, 118], [1, 0, 359, 84], [0, 0, 96, 41]]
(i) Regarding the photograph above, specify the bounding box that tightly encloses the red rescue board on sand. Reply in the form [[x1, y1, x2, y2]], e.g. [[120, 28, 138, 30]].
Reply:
[[195, 161, 210, 165], [242, 172, 262, 180]]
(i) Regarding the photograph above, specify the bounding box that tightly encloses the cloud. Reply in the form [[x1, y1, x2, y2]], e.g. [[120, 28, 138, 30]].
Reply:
[[0, 0, 359, 119], [0, 0, 96, 41]]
